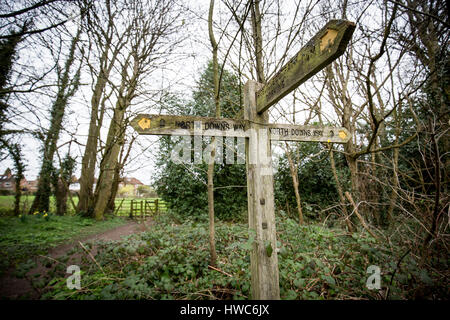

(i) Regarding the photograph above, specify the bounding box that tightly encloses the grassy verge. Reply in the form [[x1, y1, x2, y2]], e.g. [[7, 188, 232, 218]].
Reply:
[[0, 214, 129, 276]]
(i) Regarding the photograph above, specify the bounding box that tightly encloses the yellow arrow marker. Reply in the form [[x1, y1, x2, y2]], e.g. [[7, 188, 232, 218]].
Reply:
[[338, 130, 347, 140], [320, 29, 338, 52], [138, 118, 151, 130]]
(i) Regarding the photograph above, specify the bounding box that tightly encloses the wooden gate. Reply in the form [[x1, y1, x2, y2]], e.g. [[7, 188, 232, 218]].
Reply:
[[129, 199, 160, 219]]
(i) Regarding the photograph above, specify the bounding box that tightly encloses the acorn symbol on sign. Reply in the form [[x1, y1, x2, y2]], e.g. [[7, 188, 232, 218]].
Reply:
[[138, 118, 151, 130]]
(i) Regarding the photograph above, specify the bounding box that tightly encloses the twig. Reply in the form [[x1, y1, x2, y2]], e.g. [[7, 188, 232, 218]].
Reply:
[[78, 241, 105, 275], [38, 254, 67, 267], [385, 248, 411, 300], [208, 265, 233, 277], [114, 198, 125, 216], [306, 278, 320, 291], [345, 192, 379, 240]]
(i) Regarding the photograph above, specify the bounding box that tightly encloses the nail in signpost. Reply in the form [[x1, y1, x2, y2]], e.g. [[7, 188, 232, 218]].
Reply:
[[131, 19, 355, 300]]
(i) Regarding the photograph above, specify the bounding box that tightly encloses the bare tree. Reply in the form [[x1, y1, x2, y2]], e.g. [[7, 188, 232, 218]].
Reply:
[[92, 0, 182, 220], [206, 0, 219, 266], [0, 0, 82, 40], [29, 28, 82, 214], [76, 0, 134, 215]]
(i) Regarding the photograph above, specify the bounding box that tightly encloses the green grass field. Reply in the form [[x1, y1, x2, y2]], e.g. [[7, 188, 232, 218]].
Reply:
[[0, 195, 166, 216], [0, 214, 129, 276], [0, 195, 166, 281]]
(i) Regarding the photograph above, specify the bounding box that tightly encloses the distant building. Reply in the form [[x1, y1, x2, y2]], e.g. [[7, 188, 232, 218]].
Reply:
[[118, 177, 144, 196], [26, 180, 39, 192], [0, 168, 28, 192], [2, 171, 145, 196], [68, 175, 81, 192], [69, 176, 144, 196]]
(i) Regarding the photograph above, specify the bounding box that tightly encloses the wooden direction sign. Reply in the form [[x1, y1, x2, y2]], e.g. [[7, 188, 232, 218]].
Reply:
[[131, 19, 355, 300], [131, 114, 351, 144], [268, 123, 350, 143], [131, 114, 248, 137], [256, 20, 355, 114]]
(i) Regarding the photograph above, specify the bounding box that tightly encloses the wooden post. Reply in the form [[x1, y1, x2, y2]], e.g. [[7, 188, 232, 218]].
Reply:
[[140, 200, 143, 221], [130, 199, 134, 219], [155, 198, 159, 215], [244, 80, 280, 300], [114, 198, 125, 216], [129, 19, 355, 296]]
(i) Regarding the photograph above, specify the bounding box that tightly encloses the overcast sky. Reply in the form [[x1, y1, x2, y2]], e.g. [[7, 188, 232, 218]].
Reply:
[[1, 0, 390, 186]]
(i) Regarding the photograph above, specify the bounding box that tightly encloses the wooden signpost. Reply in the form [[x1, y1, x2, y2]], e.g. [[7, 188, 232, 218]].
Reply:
[[131, 114, 249, 137], [131, 19, 355, 300], [256, 20, 356, 114], [131, 114, 351, 144]]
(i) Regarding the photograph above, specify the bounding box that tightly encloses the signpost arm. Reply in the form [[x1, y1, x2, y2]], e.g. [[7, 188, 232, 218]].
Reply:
[[256, 20, 355, 114], [244, 80, 280, 300]]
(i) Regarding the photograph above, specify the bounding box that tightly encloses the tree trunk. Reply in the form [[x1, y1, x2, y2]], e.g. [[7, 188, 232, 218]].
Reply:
[[106, 135, 135, 214], [251, 0, 265, 83], [207, 0, 219, 266], [30, 32, 80, 214], [387, 108, 400, 223], [13, 174, 22, 216], [93, 99, 126, 220], [30, 102, 64, 213], [77, 5, 122, 215], [106, 164, 121, 214], [330, 149, 353, 232], [76, 73, 109, 215], [284, 142, 304, 225], [55, 179, 68, 216]]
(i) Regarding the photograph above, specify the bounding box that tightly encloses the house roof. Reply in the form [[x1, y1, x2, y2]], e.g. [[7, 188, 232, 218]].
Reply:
[[0, 168, 14, 182], [122, 177, 144, 185]]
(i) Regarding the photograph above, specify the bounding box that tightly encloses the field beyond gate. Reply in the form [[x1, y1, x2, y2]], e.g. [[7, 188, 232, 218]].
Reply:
[[114, 198, 167, 217], [0, 196, 166, 217]]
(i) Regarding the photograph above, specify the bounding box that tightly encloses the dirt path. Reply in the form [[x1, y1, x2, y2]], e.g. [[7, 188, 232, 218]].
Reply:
[[0, 218, 152, 300]]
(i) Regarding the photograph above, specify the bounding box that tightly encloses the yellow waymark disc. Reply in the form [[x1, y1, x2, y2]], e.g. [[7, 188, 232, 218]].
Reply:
[[338, 130, 347, 140], [138, 118, 151, 130]]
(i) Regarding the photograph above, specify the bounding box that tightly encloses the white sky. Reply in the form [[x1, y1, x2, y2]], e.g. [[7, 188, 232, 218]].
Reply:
[[1, 0, 414, 186]]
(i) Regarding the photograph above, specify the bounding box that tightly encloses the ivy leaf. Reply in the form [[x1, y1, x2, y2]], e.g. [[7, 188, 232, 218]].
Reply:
[[419, 270, 433, 286], [294, 278, 305, 287], [240, 242, 253, 251], [265, 241, 273, 257], [321, 275, 336, 287]]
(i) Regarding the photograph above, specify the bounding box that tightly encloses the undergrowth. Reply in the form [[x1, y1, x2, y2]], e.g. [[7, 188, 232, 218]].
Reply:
[[41, 212, 447, 300]]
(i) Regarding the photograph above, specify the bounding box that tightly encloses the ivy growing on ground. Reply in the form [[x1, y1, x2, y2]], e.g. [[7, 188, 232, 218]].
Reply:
[[41, 212, 444, 300]]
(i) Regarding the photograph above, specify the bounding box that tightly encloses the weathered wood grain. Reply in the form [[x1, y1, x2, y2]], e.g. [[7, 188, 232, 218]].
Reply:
[[256, 20, 355, 114], [268, 123, 351, 143], [244, 81, 280, 300], [130, 114, 249, 137], [131, 114, 352, 143]]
